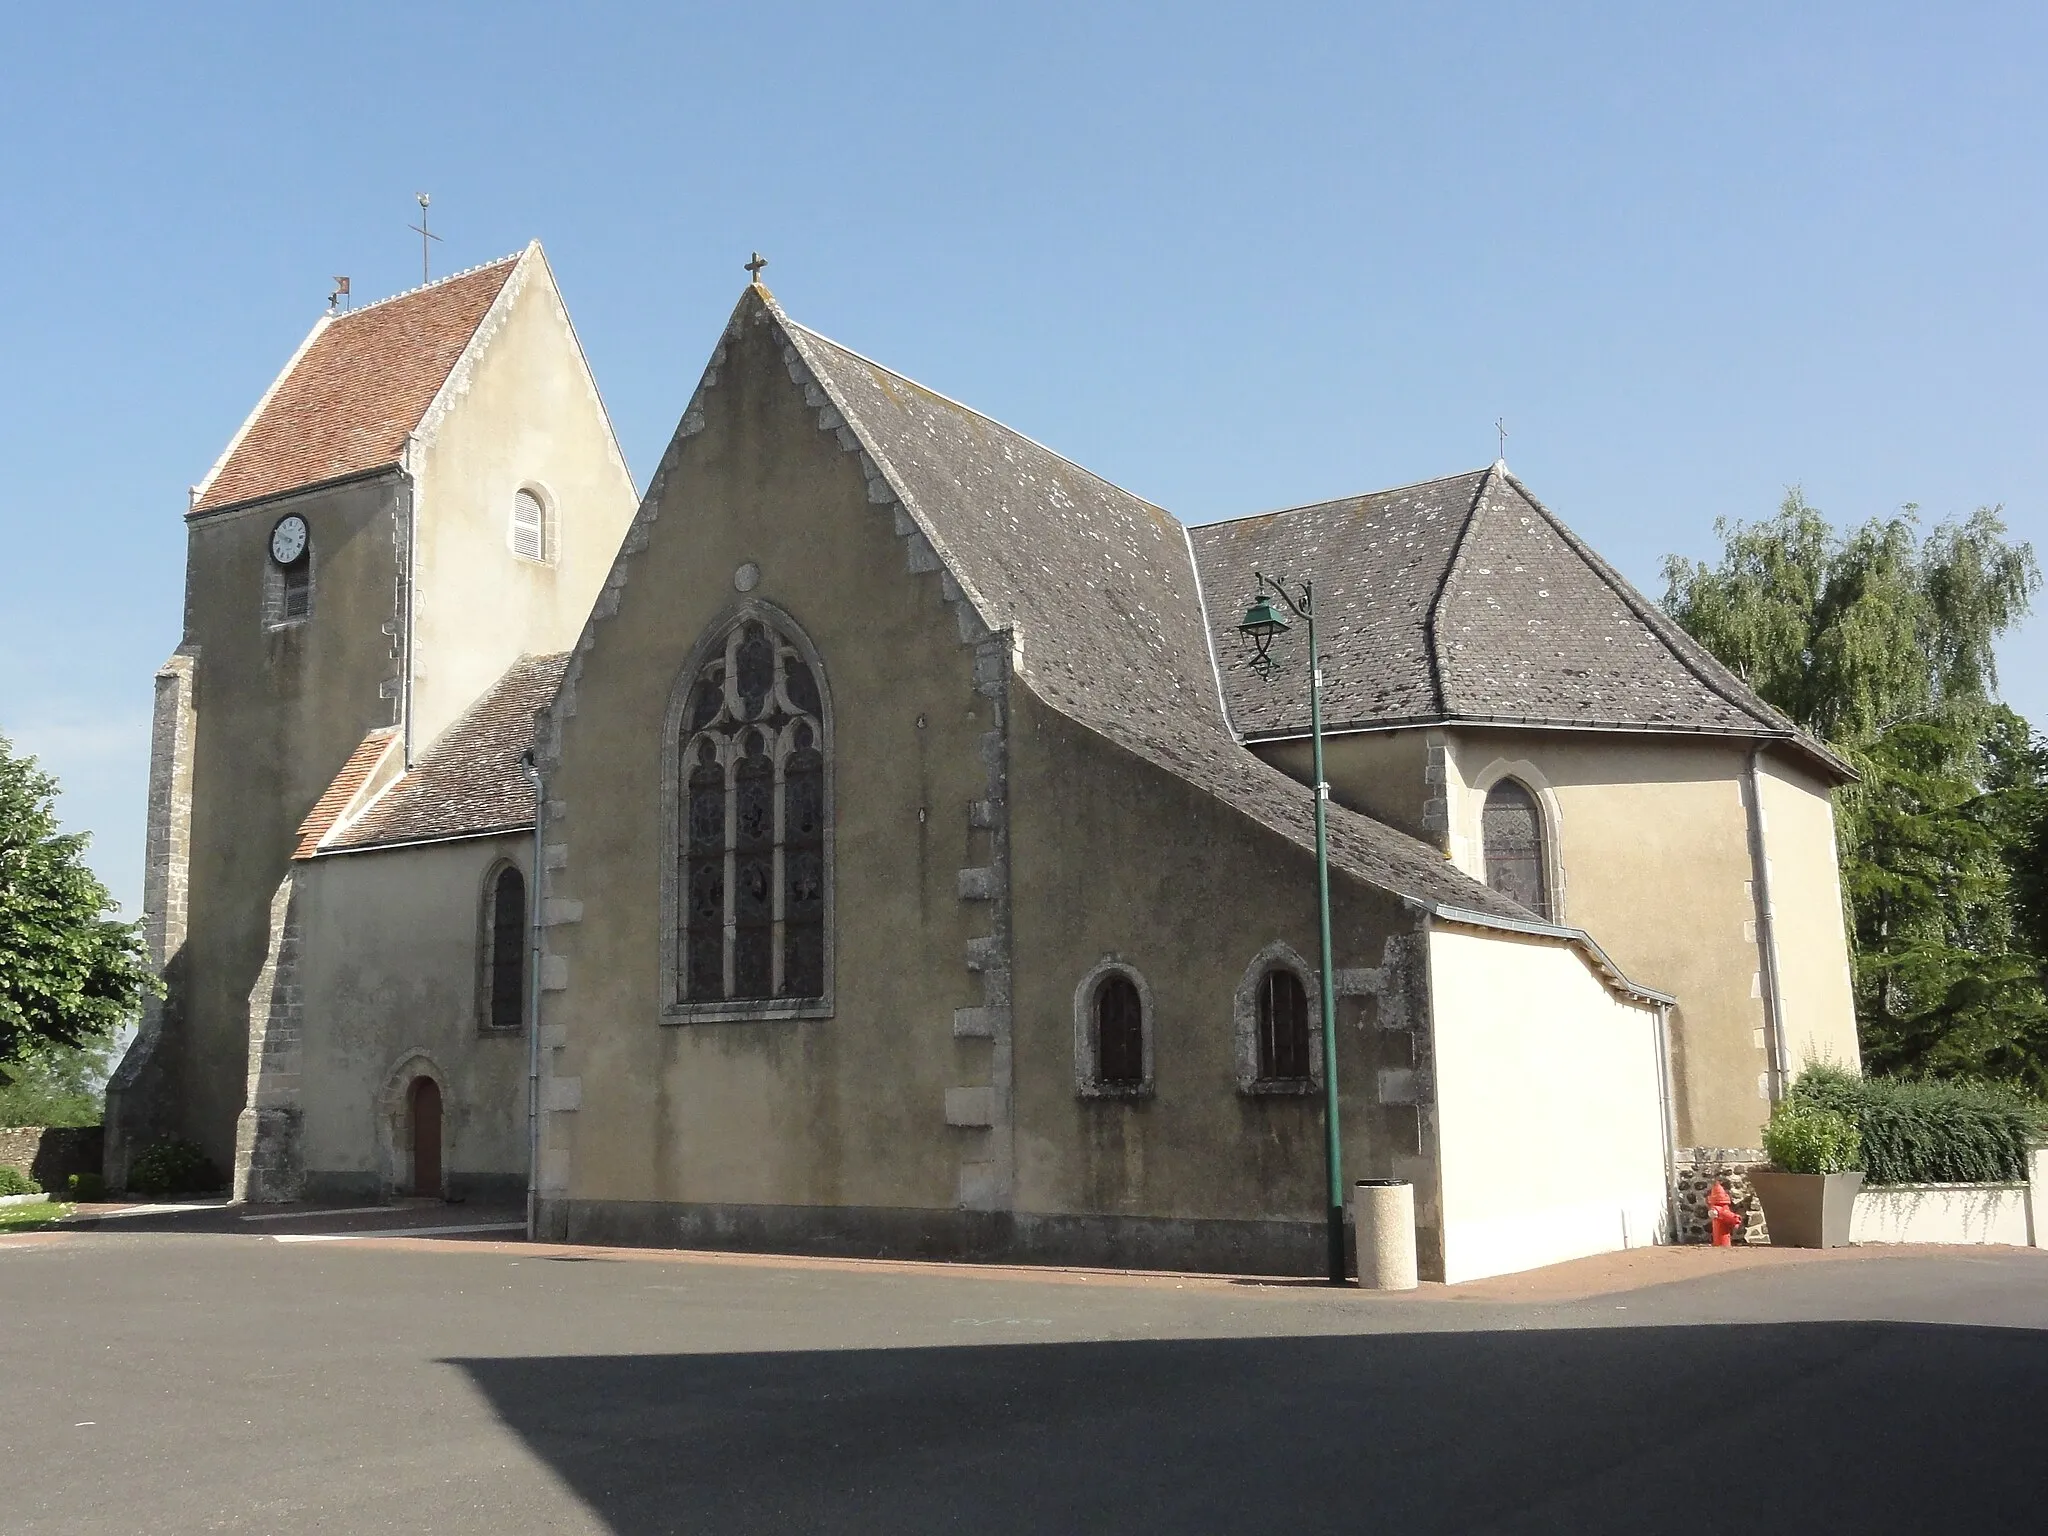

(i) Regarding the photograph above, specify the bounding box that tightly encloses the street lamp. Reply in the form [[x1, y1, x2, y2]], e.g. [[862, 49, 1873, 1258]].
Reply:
[[1237, 573, 1347, 1286]]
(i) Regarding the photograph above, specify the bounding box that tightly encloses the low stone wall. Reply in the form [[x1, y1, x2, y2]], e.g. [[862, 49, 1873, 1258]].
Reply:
[[1673, 1147, 1770, 1245], [0, 1125, 105, 1192]]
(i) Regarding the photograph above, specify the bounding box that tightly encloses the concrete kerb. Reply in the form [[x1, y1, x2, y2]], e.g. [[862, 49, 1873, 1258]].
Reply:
[[37, 1220, 2029, 1308]]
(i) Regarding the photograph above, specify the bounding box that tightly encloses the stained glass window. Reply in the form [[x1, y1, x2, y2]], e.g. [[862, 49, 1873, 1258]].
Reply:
[[674, 618, 829, 1006], [1482, 779, 1551, 920]]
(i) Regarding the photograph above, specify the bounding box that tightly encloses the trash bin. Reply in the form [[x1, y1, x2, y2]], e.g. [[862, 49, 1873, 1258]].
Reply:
[[1352, 1179, 1418, 1290]]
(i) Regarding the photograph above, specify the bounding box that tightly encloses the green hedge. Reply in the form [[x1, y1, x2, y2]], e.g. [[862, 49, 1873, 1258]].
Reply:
[[0, 1165, 39, 1197], [1790, 1066, 2047, 1186]]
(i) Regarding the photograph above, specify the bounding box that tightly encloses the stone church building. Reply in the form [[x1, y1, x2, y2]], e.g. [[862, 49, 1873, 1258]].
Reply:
[[111, 255, 1860, 1283]]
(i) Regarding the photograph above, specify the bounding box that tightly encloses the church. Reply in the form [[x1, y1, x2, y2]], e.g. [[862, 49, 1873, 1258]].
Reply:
[[109, 248, 1861, 1283]]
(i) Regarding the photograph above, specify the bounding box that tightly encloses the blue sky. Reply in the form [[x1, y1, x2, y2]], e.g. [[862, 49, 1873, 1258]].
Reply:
[[3, 4, 2043, 918]]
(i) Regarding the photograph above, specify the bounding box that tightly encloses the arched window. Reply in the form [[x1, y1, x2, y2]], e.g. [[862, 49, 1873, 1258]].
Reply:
[[511, 487, 549, 562], [1232, 942, 1321, 1094], [666, 610, 831, 1020], [1257, 968, 1311, 1082], [1482, 778, 1552, 920], [478, 862, 526, 1032], [1096, 975, 1145, 1086], [1074, 961, 1154, 1097]]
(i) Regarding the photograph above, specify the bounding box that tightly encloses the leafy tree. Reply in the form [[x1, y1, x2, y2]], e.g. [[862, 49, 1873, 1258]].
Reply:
[[0, 733, 157, 1083], [0, 1033, 114, 1127], [1662, 495, 2048, 1091]]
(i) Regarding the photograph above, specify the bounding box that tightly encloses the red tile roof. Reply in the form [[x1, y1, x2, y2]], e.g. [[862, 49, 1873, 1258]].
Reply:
[[292, 729, 400, 859], [192, 255, 522, 515]]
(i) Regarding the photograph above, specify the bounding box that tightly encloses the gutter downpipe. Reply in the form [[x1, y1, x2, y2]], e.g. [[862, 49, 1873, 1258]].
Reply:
[[1744, 747, 1792, 1102], [518, 749, 545, 1242]]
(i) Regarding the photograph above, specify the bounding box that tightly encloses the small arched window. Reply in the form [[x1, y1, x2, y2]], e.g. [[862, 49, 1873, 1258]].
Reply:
[[1075, 961, 1153, 1097], [1482, 778, 1551, 920], [1096, 975, 1145, 1087], [479, 863, 526, 1032], [666, 609, 832, 1021], [511, 488, 548, 562], [1256, 968, 1311, 1082]]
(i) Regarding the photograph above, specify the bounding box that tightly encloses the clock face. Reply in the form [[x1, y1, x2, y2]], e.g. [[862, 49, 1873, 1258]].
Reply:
[[270, 515, 308, 566]]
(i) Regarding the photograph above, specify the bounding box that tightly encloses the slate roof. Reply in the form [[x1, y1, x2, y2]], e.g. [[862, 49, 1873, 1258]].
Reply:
[[320, 653, 565, 852], [772, 302, 1534, 919], [1189, 465, 1850, 779], [191, 254, 522, 515]]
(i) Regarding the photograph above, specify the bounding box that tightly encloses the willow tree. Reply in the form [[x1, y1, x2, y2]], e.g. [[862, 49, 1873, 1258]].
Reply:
[[1662, 494, 2047, 1090]]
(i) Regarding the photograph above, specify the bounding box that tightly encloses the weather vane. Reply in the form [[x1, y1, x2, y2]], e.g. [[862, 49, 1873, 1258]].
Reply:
[[409, 193, 443, 283]]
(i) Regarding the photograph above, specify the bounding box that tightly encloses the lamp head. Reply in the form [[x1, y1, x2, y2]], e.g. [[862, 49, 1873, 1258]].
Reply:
[[1236, 593, 1291, 676]]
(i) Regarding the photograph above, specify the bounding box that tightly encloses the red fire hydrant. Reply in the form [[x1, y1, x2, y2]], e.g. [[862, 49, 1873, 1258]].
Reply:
[[1707, 1182, 1744, 1247]]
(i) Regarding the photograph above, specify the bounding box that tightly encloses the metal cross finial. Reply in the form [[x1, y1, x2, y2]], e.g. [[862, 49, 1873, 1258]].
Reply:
[[745, 252, 768, 283], [408, 193, 443, 284], [1496, 417, 1508, 464]]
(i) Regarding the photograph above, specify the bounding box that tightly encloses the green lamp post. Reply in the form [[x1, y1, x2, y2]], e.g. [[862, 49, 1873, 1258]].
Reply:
[[1238, 574, 1347, 1286]]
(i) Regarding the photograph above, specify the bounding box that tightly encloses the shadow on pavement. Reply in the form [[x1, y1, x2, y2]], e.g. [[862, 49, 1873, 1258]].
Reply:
[[453, 1322, 2048, 1534]]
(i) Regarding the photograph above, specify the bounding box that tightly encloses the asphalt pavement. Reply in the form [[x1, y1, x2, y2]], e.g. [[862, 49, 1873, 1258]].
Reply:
[[4, 1215, 2046, 1533]]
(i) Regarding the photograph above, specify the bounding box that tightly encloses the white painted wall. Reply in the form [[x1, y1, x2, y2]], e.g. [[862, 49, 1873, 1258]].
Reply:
[[1850, 1185, 2033, 1246], [1428, 925, 1671, 1284]]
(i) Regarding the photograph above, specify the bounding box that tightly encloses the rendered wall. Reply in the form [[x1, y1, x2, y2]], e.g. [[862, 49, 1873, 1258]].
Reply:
[[289, 835, 531, 1198], [1259, 728, 1433, 842], [1755, 757, 1861, 1078], [153, 472, 410, 1170], [408, 251, 638, 753], [1007, 691, 1429, 1271], [1264, 726, 1857, 1150], [1427, 925, 1670, 1284], [534, 305, 992, 1231]]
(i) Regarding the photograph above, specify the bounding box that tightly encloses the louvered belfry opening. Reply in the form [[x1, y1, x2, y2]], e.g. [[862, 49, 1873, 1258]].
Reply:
[[488, 865, 526, 1030], [1256, 967, 1311, 1081], [1095, 975, 1145, 1086], [511, 488, 546, 561], [677, 618, 827, 1004], [280, 552, 311, 619], [1482, 779, 1551, 919]]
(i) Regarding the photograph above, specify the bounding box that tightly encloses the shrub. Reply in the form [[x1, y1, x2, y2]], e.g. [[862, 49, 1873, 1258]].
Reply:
[[127, 1137, 223, 1197], [1763, 1103, 1861, 1175], [0, 1165, 39, 1197], [1790, 1065, 2048, 1185], [67, 1171, 105, 1202]]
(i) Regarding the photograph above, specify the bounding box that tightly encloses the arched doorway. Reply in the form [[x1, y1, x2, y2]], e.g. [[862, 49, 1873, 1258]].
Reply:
[[408, 1076, 443, 1198]]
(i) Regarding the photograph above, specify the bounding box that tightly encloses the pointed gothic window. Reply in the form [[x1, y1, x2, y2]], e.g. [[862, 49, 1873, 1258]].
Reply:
[[667, 611, 831, 1019], [1482, 779, 1552, 920]]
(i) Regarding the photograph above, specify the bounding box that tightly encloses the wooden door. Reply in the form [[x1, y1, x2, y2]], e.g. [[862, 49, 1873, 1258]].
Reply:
[[410, 1077, 443, 1197]]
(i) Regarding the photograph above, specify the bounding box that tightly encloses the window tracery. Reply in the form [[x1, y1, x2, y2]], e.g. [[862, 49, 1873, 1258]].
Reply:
[[667, 611, 831, 1019]]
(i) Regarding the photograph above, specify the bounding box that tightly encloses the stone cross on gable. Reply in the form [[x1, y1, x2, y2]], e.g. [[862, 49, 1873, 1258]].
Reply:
[[746, 252, 768, 282]]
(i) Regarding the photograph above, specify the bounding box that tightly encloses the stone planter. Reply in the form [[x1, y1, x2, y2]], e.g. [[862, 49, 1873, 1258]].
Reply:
[[1749, 1170, 1865, 1248]]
